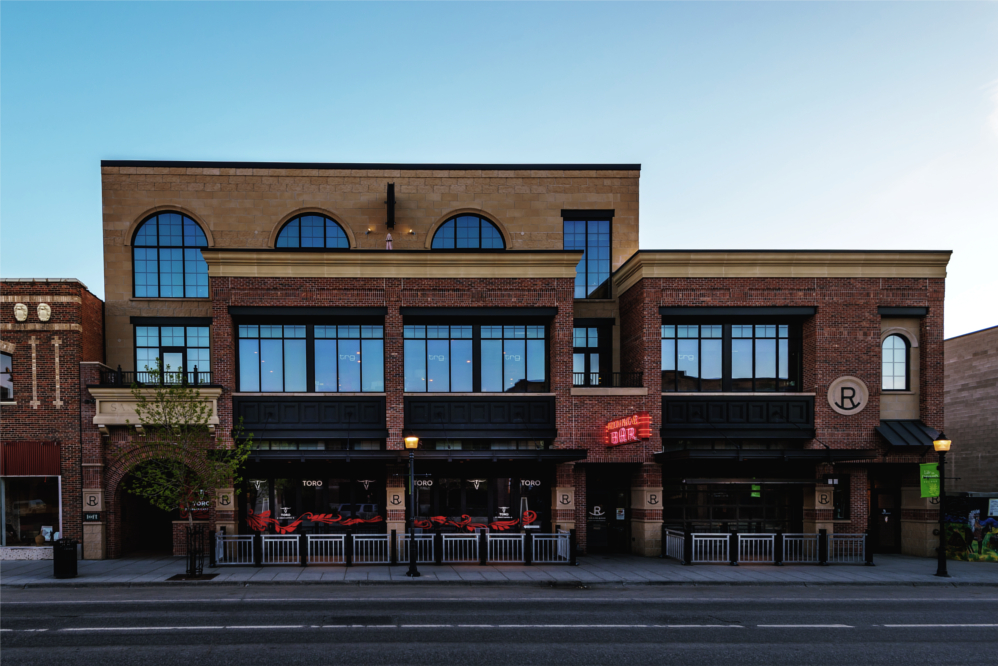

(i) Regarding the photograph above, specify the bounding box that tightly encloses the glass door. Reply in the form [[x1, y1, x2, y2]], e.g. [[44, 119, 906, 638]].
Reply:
[[161, 349, 185, 384]]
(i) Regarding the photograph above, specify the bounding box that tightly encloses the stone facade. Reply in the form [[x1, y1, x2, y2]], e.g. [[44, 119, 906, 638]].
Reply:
[[945, 325, 998, 493]]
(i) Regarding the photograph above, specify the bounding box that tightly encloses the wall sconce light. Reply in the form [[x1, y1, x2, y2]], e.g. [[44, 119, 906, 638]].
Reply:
[[408, 230, 415, 235]]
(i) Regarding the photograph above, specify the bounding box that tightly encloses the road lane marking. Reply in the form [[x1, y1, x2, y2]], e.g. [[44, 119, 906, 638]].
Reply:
[[226, 625, 304, 629], [6, 597, 997, 605], [62, 627, 224, 632], [882, 624, 998, 628], [755, 624, 856, 629]]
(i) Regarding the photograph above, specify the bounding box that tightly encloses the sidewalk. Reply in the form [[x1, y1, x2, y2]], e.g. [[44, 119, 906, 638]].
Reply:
[[3, 553, 997, 587]]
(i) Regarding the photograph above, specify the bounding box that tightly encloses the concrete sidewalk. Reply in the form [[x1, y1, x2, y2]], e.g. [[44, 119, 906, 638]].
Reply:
[[3, 553, 997, 587]]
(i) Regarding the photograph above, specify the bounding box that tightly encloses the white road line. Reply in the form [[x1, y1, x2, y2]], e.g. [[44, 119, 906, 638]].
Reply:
[[6, 597, 997, 605], [225, 625, 304, 630], [660, 625, 744, 628], [61, 627, 223, 632], [758, 624, 853, 628], [881, 624, 998, 629]]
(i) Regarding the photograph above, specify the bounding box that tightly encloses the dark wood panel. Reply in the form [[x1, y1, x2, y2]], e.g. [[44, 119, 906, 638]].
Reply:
[[662, 395, 814, 439], [404, 395, 556, 437], [233, 396, 386, 434]]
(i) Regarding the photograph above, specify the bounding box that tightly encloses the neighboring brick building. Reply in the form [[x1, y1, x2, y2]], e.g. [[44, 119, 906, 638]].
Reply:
[[64, 160, 953, 560], [945, 325, 998, 493], [0, 279, 104, 558]]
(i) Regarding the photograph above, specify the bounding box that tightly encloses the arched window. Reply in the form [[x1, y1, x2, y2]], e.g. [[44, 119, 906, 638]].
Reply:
[[431, 215, 505, 249], [882, 334, 909, 391], [275, 214, 350, 248], [133, 212, 209, 298]]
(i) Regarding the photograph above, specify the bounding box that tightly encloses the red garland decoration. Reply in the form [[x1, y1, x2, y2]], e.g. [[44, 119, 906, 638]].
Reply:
[[245, 508, 385, 533]]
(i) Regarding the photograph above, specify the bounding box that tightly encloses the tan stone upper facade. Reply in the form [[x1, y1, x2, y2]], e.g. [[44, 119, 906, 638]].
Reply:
[[101, 162, 640, 369]]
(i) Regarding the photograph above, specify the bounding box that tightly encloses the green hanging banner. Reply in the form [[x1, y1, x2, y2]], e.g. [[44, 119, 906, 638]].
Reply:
[[920, 463, 940, 498]]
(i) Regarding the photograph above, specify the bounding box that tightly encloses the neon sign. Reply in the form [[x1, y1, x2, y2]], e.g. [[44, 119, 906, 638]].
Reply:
[[604, 411, 651, 447]]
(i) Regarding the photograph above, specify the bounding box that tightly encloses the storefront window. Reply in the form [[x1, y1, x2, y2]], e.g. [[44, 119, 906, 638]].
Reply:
[[249, 440, 383, 451], [403, 325, 473, 392], [2, 477, 61, 546], [421, 440, 548, 451], [481, 326, 546, 392]]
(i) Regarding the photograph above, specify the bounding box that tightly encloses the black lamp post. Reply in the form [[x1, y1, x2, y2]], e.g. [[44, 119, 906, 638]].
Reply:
[[933, 432, 952, 578], [404, 435, 420, 578]]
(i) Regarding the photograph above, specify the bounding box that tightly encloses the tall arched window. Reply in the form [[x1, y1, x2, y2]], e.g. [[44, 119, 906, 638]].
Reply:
[[431, 215, 505, 249], [275, 214, 350, 248], [882, 334, 909, 391], [133, 212, 209, 298]]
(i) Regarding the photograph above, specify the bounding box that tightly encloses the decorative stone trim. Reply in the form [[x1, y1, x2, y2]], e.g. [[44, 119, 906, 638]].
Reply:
[[881, 326, 919, 347], [89, 386, 223, 435]]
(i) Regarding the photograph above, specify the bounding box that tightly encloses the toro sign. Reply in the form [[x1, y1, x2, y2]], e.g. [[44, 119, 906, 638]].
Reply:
[[604, 411, 652, 447]]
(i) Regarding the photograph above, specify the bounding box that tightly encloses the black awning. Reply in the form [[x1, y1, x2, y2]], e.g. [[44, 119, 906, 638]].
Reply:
[[655, 448, 880, 463], [876, 420, 939, 448], [250, 449, 587, 463]]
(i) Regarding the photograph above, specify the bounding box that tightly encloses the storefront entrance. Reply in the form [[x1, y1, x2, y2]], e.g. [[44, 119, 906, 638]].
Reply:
[[586, 466, 632, 554]]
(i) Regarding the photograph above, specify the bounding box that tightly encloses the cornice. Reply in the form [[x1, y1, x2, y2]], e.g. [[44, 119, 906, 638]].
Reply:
[[614, 251, 952, 295], [200, 250, 585, 280]]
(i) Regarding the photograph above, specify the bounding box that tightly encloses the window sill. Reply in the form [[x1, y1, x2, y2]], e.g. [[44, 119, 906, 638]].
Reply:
[[572, 387, 647, 396], [231, 392, 386, 397], [128, 297, 211, 302], [403, 392, 556, 397], [662, 392, 816, 397], [882, 390, 915, 395], [0, 401, 16, 406]]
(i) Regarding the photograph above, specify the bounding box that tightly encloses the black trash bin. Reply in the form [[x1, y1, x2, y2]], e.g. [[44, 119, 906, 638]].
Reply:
[[53, 538, 78, 579]]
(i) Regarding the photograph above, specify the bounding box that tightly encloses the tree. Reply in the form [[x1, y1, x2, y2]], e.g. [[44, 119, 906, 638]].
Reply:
[[123, 362, 252, 564]]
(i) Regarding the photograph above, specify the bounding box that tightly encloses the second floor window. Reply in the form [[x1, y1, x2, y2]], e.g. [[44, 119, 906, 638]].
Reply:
[[882, 335, 909, 391], [136, 326, 211, 382], [573, 327, 601, 386], [237, 324, 384, 393], [133, 212, 209, 298], [1, 352, 12, 401], [662, 323, 800, 392]]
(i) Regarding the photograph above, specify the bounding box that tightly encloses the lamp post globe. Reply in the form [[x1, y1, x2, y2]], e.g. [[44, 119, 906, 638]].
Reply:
[[933, 432, 951, 578]]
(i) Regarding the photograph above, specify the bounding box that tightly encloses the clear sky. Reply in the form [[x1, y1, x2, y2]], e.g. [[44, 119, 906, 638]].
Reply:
[[2, 2, 995, 338]]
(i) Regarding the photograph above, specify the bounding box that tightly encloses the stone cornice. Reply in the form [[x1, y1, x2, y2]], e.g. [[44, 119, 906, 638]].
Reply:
[[200, 250, 585, 280], [88, 387, 223, 435], [614, 251, 952, 295]]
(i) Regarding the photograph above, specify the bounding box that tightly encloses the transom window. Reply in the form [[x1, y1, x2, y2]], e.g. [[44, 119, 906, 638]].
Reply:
[[662, 323, 800, 392], [564, 219, 611, 299], [403, 324, 547, 393], [430, 215, 505, 249], [135, 326, 211, 383], [237, 324, 384, 393], [133, 212, 209, 298], [275, 214, 350, 248], [882, 335, 909, 391]]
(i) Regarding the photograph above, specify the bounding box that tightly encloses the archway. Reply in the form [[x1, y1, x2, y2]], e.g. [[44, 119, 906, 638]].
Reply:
[[117, 472, 174, 555]]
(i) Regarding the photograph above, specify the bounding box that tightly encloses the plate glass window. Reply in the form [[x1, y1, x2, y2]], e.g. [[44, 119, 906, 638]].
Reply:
[[132, 212, 209, 298], [882, 335, 908, 391], [564, 219, 610, 298], [430, 215, 505, 249], [135, 326, 210, 383], [275, 215, 350, 248], [315, 325, 384, 392], [0, 352, 12, 401]]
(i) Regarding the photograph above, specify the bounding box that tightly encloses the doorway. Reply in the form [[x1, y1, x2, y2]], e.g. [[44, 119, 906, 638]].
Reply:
[[586, 466, 633, 554], [119, 483, 173, 555]]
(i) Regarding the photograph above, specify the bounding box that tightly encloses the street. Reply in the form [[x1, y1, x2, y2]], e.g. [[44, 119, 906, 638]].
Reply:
[[2, 585, 997, 665]]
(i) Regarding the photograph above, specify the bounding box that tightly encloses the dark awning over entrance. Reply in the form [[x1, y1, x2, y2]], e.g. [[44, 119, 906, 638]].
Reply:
[[655, 448, 879, 463], [875, 420, 939, 449], [250, 449, 587, 463]]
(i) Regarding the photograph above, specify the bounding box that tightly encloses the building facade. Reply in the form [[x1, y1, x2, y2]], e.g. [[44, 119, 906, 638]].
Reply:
[[945, 325, 998, 493], [23, 160, 953, 560], [0, 279, 104, 558]]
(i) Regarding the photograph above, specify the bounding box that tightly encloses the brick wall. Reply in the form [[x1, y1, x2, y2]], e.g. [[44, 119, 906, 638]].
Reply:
[[945, 326, 998, 492]]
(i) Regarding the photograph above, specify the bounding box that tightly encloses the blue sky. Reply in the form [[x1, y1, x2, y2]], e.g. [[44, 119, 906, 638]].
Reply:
[[2, 2, 995, 337]]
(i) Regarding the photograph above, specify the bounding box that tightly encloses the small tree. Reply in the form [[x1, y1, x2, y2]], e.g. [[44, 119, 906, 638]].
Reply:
[[124, 361, 252, 569]]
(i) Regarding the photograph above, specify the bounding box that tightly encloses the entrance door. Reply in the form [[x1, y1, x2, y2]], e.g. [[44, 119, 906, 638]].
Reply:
[[587, 488, 631, 554], [875, 491, 900, 552]]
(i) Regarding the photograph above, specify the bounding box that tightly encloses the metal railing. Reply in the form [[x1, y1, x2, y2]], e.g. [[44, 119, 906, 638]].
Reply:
[[215, 535, 254, 566], [829, 534, 866, 564], [487, 534, 524, 563], [532, 532, 571, 563], [398, 534, 435, 564], [691, 533, 730, 563], [573, 371, 643, 388], [738, 534, 775, 563], [353, 535, 391, 564], [98, 366, 212, 387], [307, 534, 345, 565], [664, 529, 685, 561], [441, 534, 479, 563], [783, 534, 820, 564], [261, 535, 299, 565]]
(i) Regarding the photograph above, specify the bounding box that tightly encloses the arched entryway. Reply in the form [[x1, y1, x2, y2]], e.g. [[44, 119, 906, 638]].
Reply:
[[117, 471, 174, 555]]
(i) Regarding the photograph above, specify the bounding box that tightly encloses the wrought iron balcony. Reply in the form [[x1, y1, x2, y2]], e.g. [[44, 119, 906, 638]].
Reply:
[[572, 372, 643, 388], [97, 366, 213, 387]]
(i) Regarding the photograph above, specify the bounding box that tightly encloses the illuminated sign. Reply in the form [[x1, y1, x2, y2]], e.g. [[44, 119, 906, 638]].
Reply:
[[604, 411, 651, 447]]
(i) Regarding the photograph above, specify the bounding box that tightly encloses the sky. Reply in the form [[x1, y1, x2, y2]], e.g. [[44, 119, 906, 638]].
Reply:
[[1, 2, 996, 338]]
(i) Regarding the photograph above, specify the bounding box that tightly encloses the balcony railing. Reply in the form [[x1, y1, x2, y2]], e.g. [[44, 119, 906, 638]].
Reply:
[[572, 372, 643, 388], [97, 366, 212, 387]]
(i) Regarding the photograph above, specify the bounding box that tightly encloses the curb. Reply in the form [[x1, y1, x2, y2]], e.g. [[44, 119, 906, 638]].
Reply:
[[4, 580, 997, 589]]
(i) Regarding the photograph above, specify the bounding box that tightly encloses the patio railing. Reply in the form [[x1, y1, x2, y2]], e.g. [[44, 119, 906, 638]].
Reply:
[[660, 527, 873, 566]]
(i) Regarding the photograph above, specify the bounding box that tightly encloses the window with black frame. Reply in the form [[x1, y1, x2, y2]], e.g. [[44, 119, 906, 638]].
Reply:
[[881, 334, 909, 391], [403, 324, 547, 393], [135, 326, 211, 383], [564, 217, 611, 299], [661, 322, 800, 392], [825, 476, 851, 520], [132, 212, 209, 298], [573, 326, 609, 386], [1, 352, 13, 401], [237, 324, 384, 393]]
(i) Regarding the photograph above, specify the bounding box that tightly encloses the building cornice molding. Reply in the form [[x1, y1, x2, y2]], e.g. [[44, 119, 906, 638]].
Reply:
[[614, 251, 952, 295], [200, 250, 584, 280]]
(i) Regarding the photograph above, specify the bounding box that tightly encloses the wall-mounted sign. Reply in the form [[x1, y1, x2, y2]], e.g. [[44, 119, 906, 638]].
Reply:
[[83, 512, 102, 522], [604, 411, 652, 446], [827, 376, 869, 416], [520, 479, 542, 489], [920, 463, 940, 498], [616, 508, 626, 520]]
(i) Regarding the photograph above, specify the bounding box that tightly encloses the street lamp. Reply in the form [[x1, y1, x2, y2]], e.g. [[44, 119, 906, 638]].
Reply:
[[404, 435, 420, 578], [933, 432, 952, 578]]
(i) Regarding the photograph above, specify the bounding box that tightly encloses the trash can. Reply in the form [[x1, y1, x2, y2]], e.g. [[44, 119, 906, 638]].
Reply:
[[53, 538, 78, 579]]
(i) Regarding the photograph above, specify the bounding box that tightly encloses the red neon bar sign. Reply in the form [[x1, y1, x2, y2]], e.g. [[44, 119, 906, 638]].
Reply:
[[604, 411, 651, 447]]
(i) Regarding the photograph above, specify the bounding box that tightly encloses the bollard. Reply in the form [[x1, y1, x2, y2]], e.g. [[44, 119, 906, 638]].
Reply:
[[730, 531, 739, 566], [300, 533, 308, 567], [434, 531, 443, 565], [818, 529, 829, 566], [209, 530, 217, 568], [864, 530, 875, 566], [524, 532, 533, 566], [345, 530, 353, 567], [390, 529, 398, 566], [683, 523, 693, 565], [479, 531, 488, 566], [253, 533, 263, 567], [569, 529, 578, 566], [774, 531, 784, 566]]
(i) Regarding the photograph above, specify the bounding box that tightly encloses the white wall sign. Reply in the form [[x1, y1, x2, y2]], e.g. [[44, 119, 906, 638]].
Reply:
[[827, 376, 870, 416]]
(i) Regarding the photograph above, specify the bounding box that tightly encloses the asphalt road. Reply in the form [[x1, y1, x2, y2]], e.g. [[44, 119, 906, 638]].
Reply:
[[3, 585, 997, 665]]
